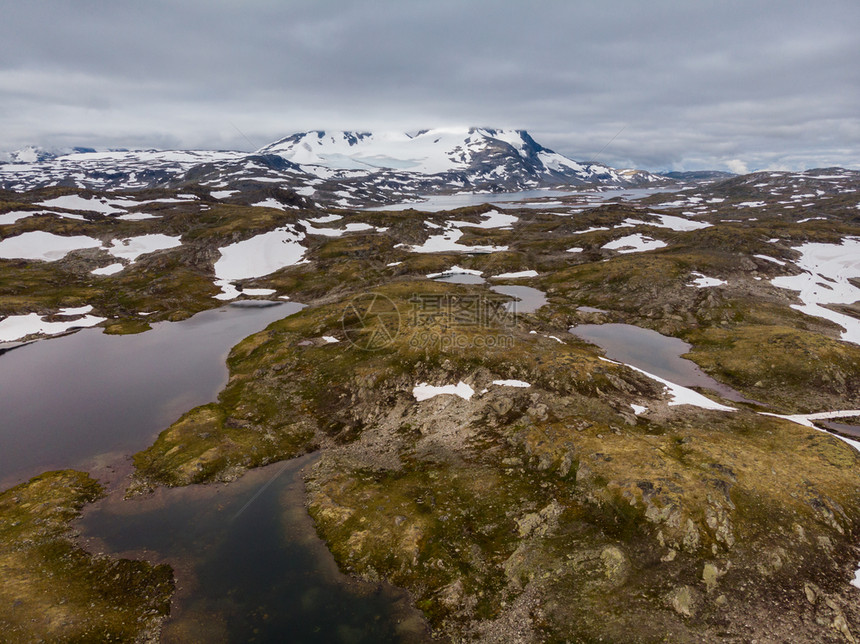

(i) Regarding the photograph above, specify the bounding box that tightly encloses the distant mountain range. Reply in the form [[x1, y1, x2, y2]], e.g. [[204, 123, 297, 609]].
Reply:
[[0, 145, 98, 164], [257, 128, 667, 187], [1, 128, 683, 206]]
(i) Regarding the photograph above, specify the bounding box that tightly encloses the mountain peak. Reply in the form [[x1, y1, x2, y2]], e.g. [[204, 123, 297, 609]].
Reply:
[[253, 127, 673, 190], [258, 128, 560, 175], [1, 145, 99, 164]]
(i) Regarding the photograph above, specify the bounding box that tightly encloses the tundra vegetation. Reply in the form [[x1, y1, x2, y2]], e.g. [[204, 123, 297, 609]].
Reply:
[[2, 172, 860, 641]]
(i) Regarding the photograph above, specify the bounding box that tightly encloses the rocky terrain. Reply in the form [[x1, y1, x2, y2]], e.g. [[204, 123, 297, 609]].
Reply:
[[0, 470, 173, 641], [1, 154, 859, 641], [0, 128, 670, 208]]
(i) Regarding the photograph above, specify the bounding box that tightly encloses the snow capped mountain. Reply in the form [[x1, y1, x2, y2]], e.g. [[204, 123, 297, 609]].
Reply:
[[0, 146, 58, 164], [256, 127, 654, 188], [0, 145, 102, 164], [0, 128, 670, 205], [260, 128, 553, 174]]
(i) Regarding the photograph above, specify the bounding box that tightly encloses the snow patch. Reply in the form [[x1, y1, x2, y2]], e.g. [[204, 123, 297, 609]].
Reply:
[[241, 288, 277, 296], [760, 410, 860, 452], [212, 226, 308, 298], [754, 254, 787, 266], [91, 263, 125, 276], [106, 234, 182, 261], [600, 357, 735, 412], [300, 220, 376, 237], [410, 228, 508, 254], [306, 214, 342, 223], [252, 198, 295, 210], [115, 212, 160, 221], [770, 238, 860, 344], [0, 231, 102, 262], [450, 209, 518, 229], [426, 266, 483, 279], [0, 210, 44, 225], [635, 213, 711, 231], [0, 310, 106, 342], [602, 233, 667, 254], [491, 270, 538, 279], [689, 272, 726, 288], [413, 381, 475, 402], [492, 379, 531, 388], [39, 195, 125, 214]]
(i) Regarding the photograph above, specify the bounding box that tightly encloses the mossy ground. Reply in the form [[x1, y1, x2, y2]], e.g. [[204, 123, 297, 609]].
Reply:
[[132, 279, 860, 640], [5, 183, 860, 641], [532, 222, 860, 412], [0, 190, 321, 333], [302, 321, 860, 640], [0, 470, 174, 642]]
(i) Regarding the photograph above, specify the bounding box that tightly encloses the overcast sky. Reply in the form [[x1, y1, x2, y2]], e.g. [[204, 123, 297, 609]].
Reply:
[[2, 0, 858, 172]]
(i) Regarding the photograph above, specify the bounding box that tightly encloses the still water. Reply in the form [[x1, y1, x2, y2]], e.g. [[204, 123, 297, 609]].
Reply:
[[1, 302, 431, 642], [367, 186, 675, 212], [428, 272, 548, 313], [432, 272, 486, 284], [569, 323, 751, 403], [0, 302, 302, 488], [490, 285, 548, 313], [79, 456, 430, 643]]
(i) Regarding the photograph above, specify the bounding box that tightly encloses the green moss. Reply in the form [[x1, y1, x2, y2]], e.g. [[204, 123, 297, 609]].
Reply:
[[8, 186, 860, 640], [684, 324, 860, 412], [103, 318, 152, 335], [130, 279, 653, 489], [0, 260, 101, 316], [0, 470, 174, 641]]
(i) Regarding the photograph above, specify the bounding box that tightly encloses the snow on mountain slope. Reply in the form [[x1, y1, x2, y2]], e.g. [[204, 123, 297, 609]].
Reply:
[[260, 129, 487, 173], [256, 127, 646, 186], [0, 128, 670, 204], [0, 149, 246, 192], [260, 128, 529, 173]]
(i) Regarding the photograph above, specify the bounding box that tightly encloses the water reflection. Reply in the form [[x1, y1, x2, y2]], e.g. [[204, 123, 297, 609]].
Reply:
[[366, 187, 676, 212], [569, 323, 752, 403], [432, 273, 486, 284], [490, 285, 548, 313], [821, 420, 860, 439], [79, 456, 431, 643], [0, 302, 303, 487]]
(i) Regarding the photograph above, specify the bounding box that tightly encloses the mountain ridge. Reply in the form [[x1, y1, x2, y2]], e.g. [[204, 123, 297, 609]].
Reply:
[[255, 127, 663, 186], [0, 128, 676, 206]]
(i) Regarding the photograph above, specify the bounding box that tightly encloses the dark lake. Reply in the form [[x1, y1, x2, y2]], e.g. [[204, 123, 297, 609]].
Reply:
[[568, 323, 751, 403], [2, 301, 431, 642], [0, 301, 302, 488], [79, 456, 429, 643]]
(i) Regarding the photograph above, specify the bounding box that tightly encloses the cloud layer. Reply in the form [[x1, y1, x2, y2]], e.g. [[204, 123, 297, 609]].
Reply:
[[2, 0, 858, 171]]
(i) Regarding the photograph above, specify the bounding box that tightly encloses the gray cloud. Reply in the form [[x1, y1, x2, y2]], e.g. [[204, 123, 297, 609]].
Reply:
[[1, 0, 858, 171]]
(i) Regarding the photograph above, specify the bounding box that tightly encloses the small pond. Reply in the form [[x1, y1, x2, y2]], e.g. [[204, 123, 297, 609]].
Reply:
[[569, 323, 751, 403], [79, 456, 429, 643], [2, 300, 431, 642], [820, 420, 860, 439], [490, 285, 548, 314], [428, 273, 548, 314], [433, 273, 486, 284]]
